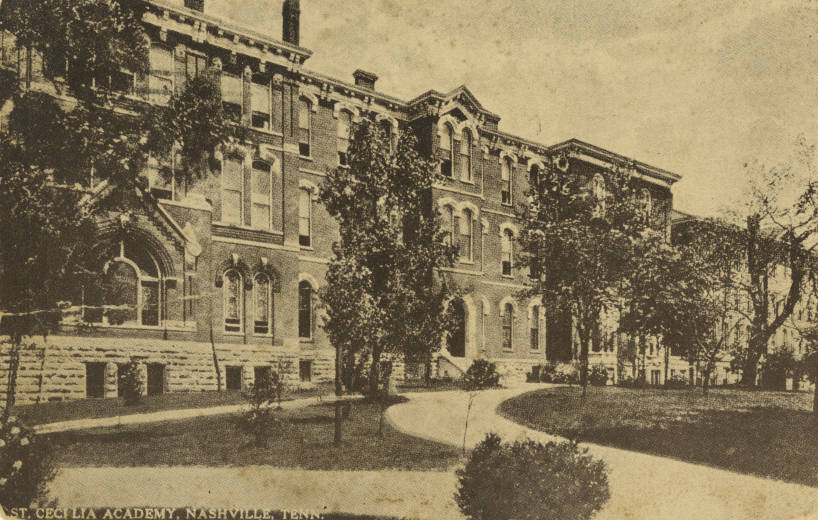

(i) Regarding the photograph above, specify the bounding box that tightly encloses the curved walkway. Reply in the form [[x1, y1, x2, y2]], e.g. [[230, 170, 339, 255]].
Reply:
[[385, 385, 818, 520]]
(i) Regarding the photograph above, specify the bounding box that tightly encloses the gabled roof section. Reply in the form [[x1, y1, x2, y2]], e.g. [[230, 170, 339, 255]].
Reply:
[[550, 138, 682, 185], [408, 85, 501, 124]]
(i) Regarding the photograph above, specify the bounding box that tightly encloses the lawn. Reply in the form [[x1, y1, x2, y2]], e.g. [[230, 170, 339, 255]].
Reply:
[[16, 383, 336, 426], [499, 386, 818, 487], [45, 396, 461, 471]]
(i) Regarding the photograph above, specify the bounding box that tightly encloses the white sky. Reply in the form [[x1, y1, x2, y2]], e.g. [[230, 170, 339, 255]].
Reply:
[[192, 0, 816, 217]]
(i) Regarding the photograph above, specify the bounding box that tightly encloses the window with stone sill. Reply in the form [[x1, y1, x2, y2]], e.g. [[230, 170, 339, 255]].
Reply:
[[223, 269, 243, 333], [501, 157, 513, 205], [251, 77, 272, 131], [501, 229, 513, 276], [502, 303, 514, 351], [440, 123, 454, 178], [254, 273, 273, 336], [337, 110, 352, 167], [299, 98, 312, 157]]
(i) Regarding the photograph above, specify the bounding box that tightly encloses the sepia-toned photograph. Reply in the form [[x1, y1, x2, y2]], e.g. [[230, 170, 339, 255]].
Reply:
[[0, 0, 816, 518]]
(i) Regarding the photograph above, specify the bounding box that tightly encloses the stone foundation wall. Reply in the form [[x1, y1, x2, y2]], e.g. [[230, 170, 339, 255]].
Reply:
[[0, 335, 339, 406]]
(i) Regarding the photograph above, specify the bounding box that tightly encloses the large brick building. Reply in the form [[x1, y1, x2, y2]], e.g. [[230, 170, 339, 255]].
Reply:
[[0, 0, 691, 403]]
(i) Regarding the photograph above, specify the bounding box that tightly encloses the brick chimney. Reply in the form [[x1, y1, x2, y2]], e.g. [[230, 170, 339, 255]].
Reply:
[[184, 0, 205, 12], [353, 69, 378, 91], [282, 0, 300, 46]]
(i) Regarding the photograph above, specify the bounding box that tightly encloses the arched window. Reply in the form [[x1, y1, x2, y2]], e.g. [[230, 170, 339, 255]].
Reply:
[[460, 208, 473, 261], [298, 98, 312, 157], [501, 229, 513, 276], [502, 303, 514, 351], [440, 123, 454, 177], [592, 174, 606, 217], [299, 187, 312, 247], [443, 205, 455, 247], [223, 269, 243, 333], [530, 304, 540, 351], [501, 157, 513, 205], [337, 110, 352, 166], [87, 240, 163, 327], [298, 280, 313, 339], [460, 129, 472, 182], [254, 274, 272, 335], [251, 160, 271, 230]]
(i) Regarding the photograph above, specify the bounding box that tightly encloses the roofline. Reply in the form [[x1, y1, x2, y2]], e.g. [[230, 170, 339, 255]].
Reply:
[[146, 0, 313, 61], [550, 138, 682, 184]]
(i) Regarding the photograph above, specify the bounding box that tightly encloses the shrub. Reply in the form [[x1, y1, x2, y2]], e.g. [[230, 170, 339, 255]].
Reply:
[[237, 374, 283, 447], [760, 349, 796, 390], [463, 359, 501, 390], [588, 365, 609, 386], [665, 373, 688, 388], [0, 415, 56, 507], [455, 433, 610, 520], [118, 360, 143, 406], [538, 362, 558, 383], [552, 363, 579, 384]]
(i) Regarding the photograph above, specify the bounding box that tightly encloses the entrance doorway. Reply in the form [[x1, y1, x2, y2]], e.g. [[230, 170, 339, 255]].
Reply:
[[447, 299, 466, 357]]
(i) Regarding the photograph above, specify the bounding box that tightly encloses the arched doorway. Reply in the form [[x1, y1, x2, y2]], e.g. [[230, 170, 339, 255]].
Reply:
[[447, 298, 466, 357]]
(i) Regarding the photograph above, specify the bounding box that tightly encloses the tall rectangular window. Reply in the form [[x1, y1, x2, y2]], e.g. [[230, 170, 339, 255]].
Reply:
[[251, 79, 271, 130], [221, 158, 243, 225], [440, 124, 453, 177], [501, 229, 513, 276], [251, 161, 271, 230], [149, 44, 173, 104], [530, 305, 540, 350], [299, 188, 312, 247], [460, 130, 472, 181], [502, 304, 514, 351], [460, 209, 473, 261], [337, 110, 352, 166], [185, 52, 207, 80], [298, 98, 311, 156], [501, 158, 512, 205], [221, 72, 242, 122], [298, 281, 313, 339]]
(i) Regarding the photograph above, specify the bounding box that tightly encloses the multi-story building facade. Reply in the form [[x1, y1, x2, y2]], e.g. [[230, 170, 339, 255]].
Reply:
[[0, 0, 686, 404]]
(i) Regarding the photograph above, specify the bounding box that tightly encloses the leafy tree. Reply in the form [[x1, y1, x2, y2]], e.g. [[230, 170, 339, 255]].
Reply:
[[518, 157, 654, 395], [0, 0, 234, 415], [319, 121, 457, 440], [728, 137, 818, 386]]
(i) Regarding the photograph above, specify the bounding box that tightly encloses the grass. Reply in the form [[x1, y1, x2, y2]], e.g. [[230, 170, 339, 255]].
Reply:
[[46, 396, 461, 471], [16, 383, 336, 426], [499, 385, 818, 487]]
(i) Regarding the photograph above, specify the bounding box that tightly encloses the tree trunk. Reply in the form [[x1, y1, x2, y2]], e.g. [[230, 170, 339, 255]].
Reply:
[[369, 344, 383, 398], [702, 366, 711, 396], [334, 334, 343, 446], [813, 382, 818, 419], [740, 333, 765, 386], [580, 337, 589, 397], [210, 326, 221, 392], [4, 342, 20, 418], [664, 342, 670, 389]]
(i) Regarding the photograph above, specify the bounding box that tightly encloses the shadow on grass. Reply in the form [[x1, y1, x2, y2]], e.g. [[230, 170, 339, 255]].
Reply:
[[500, 387, 818, 487]]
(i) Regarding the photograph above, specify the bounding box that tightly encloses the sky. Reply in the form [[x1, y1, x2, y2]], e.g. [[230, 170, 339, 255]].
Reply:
[[189, 0, 815, 217]]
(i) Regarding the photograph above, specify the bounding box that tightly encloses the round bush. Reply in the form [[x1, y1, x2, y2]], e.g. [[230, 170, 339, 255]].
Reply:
[[456, 433, 610, 520], [463, 359, 501, 390], [0, 415, 55, 507]]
